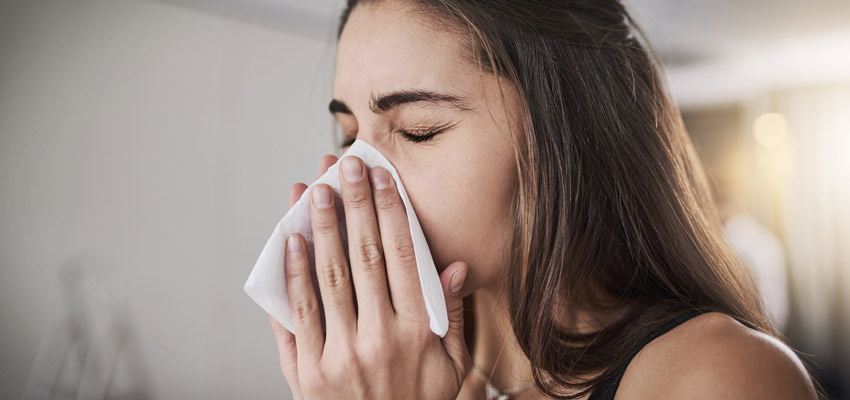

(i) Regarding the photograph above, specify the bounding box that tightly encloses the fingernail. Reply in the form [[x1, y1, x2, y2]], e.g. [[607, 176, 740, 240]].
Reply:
[[449, 267, 468, 294], [370, 167, 390, 189], [341, 157, 363, 182], [287, 234, 302, 253], [312, 185, 332, 208]]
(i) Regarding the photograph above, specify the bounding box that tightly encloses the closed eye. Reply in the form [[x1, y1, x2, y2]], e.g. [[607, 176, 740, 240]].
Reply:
[[397, 127, 446, 143], [339, 122, 455, 149]]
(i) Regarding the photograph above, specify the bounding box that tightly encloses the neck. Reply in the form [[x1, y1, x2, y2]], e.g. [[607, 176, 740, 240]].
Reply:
[[459, 283, 539, 399], [458, 281, 616, 400]]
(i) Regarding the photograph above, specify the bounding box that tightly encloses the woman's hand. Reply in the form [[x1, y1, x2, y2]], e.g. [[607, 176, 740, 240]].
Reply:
[[268, 154, 471, 400]]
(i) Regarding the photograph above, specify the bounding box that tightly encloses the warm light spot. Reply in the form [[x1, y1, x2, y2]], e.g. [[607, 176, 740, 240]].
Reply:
[[753, 112, 789, 147]]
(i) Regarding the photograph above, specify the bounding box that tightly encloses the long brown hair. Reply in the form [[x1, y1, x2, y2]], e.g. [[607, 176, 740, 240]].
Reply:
[[338, 1, 789, 398]]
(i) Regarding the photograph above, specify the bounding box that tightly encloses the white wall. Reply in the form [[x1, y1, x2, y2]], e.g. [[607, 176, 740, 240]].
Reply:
[[0, 0, 338, 398]]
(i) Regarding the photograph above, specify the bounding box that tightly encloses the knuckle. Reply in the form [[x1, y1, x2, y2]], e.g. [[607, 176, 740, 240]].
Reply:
[[356, 239, 384, 270], [402, 319, 432, 344], [312, 216, 338, 236], [374, 191, 400, 211], [447, 302, 465, 323], [321, 259, 349, 291], [292, 298, 317, 325], [362, 314, 391, 337], [392, 236, 417, 264], [336, 349, 359, 371], [373, 316, 391, 336], [359, 340, 390, 368], [285, 262, 309, 280], [395, 300, 432, 334], [344, 189, 372, 209], [413, 325, 433, 344], [397, 311, 431, 330], [340, 347, 359, 366]]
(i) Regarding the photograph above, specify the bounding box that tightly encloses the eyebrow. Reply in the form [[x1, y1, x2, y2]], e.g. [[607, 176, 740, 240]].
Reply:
[[328, 89, 471, 116]]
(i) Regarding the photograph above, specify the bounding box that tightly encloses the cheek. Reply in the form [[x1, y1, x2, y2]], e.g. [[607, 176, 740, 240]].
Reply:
[[401, 146, 517, 287]]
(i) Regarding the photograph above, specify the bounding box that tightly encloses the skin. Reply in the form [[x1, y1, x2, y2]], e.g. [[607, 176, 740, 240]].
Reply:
[[268, 1, 818, 399]]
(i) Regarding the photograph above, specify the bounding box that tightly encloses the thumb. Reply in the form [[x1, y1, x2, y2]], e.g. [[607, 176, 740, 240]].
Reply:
[[440, 261, 471, 379]]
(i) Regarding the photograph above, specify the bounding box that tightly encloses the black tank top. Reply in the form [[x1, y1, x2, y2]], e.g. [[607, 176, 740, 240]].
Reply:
[[588, 309, 705, 400]]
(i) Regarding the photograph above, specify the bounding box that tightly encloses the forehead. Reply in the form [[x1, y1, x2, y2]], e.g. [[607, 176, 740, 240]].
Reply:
[[333, 3, 476, 105]]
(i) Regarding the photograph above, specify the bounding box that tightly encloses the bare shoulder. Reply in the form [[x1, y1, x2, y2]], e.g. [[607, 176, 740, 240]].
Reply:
[[616, 312, 817, 400]]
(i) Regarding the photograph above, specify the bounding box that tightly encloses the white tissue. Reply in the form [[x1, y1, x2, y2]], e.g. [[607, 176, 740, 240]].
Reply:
[[244, 140, 449, 337]]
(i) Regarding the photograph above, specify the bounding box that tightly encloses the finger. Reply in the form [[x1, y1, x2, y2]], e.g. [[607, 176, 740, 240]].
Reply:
[[439, 261, 471, 378], [290, 183, 308, 210], [318, 155, 338, 178], [268, 314, 304, 400], [279, 185, 306, 399], [369, 166, 427, 320], [338, 157, 394, 325], [284, 233, 323, 363], [308, 184, 357, 337]]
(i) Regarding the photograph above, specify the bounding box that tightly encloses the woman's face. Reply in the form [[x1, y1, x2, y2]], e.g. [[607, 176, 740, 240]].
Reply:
[[332, 2, 521, 296]]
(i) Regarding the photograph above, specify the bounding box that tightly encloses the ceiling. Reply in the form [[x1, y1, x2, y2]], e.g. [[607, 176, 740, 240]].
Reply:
[[622, 0, 850, 107], [150, 0, 850, 108]]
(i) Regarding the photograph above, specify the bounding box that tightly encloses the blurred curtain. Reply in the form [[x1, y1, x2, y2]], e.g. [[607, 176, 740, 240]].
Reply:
[[770, 84, 850, 395]]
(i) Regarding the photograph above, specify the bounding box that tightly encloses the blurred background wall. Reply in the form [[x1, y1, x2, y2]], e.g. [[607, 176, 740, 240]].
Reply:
[[1, 0, 340, 398], [1, 0, 849, 399]]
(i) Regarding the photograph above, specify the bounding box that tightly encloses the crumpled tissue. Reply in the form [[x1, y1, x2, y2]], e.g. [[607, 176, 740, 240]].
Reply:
[[243, 140, 449, 337]]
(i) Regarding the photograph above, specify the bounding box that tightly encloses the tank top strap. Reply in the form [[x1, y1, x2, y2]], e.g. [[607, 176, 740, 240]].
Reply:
[[588, 309, 706, 400]]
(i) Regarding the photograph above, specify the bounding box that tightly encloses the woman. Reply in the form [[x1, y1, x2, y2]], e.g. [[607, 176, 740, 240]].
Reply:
[[268, 0, 819, 398]]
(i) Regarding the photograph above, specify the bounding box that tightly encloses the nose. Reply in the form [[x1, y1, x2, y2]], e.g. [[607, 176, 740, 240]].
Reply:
[[342, 134, 383, 157], [338, 137, 402, 176]]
